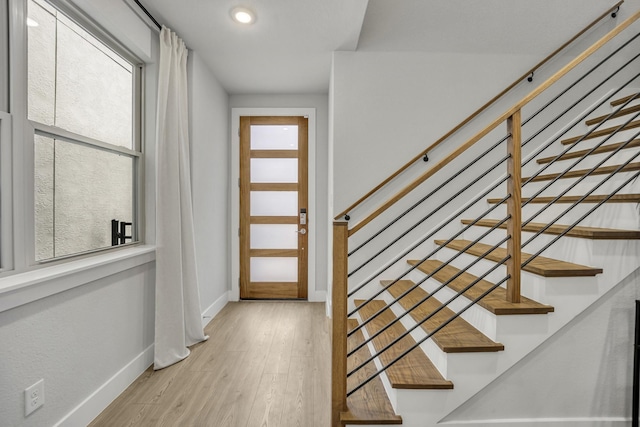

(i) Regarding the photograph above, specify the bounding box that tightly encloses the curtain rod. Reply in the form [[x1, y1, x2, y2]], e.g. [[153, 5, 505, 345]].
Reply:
[[133, 0, 162, 30]]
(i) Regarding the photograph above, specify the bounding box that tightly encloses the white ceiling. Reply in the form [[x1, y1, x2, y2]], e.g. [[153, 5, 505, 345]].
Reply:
[[142, 0, 629, 94]]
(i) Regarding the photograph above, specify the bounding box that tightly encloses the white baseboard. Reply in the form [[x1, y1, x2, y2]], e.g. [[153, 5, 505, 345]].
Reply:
[[54, 344, 154, 427], [438, 417, 630, 426], [201, 291, 229, 328], [308, 290, 327, 303]]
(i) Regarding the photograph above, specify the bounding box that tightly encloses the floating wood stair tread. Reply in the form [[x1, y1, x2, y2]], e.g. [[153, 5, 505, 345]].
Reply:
[[461, 218, 640, 240], [434, 239, 603, 277], [377, 282, 504, 353], [406, 260, 554, 315], [342, 318, 403, 425], [523, 162, 640, 182], [611, 93, 640, 107], [536, 139, 640, 164], [560, 120, 640, 145], [585, 104, 640, 126], [353, 300, 454, 387], [488, 194, 640, 204]]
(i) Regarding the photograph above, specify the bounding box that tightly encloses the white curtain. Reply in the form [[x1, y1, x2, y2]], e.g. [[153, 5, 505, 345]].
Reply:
[[154, 26, 207, 370]]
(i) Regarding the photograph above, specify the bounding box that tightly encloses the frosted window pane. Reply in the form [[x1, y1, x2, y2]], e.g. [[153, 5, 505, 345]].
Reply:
[[250, 191, 297, 216], [251, 125, 298, 149], [251, 158, 298, 183], [28, 0, 133, 149], [28, 0, 56, 126], [34, 135, 135, 260], [251, 257, 298, 282], [251, 224, 298, 249]]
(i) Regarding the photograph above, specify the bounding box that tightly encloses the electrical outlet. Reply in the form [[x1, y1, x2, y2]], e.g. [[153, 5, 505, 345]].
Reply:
[[24, 379, 44, 416]]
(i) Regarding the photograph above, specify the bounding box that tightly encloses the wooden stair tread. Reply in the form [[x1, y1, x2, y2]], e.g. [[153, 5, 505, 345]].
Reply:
[[523, 162, 640, 182], [434, 239, 602, 277], [611, 93, 640, 107], [585, 104, 640, 126], [342, 318, 403, 425], [560, 120, 640, 145], [488, 193, 640, 204], [353, 300, 454, 387], [407, 259, 554, 315], [461, 218, 640, 240], [536, 139, 640, 164], [376, 283, 504, 353]]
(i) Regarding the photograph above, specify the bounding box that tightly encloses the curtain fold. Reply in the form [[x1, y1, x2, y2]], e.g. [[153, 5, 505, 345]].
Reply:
[[154, 26, 207, 370]]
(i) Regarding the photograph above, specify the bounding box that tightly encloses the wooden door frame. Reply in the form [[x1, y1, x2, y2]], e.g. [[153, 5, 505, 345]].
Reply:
[[230, 108, 318, 302]]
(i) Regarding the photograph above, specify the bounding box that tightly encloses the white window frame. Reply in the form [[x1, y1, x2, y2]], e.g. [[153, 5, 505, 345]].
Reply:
[[4, 0, 145, 274], [25, 0, 144, 264]]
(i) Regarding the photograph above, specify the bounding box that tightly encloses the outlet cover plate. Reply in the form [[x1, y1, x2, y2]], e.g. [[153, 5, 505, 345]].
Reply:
[[25, 379, 44, 416]]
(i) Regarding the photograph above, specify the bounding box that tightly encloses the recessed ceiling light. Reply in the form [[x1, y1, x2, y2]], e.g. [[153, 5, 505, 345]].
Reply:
[[231, 7, 256, 25], [26, 17, 39, 27]]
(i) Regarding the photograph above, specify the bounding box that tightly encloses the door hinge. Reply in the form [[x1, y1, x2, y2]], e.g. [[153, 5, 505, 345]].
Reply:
[[238, 227, 240, 237], [238, 128, 240, 137], [238, 177, 240, 187]]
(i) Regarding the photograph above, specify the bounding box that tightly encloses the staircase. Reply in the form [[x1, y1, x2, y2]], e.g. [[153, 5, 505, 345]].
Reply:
[[331, 5, 640, 426]]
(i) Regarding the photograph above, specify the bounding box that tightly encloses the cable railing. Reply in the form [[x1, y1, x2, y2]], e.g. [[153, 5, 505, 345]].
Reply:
[[331, 5, 640, 425]]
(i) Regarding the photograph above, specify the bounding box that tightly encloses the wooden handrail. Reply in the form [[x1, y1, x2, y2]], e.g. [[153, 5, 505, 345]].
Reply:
[[347, 7, 640, 236], [334, 0, 624, 222]]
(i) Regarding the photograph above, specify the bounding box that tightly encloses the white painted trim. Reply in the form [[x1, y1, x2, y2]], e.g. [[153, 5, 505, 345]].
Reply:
[[0, 112, 13, 272], [53, 344, 154, 427], [201, 290, 230, 328], [308, 290, 326, 303], [0, 245, 156, 313], [438, 417, 630, 426], [230, 107, 317, 301]]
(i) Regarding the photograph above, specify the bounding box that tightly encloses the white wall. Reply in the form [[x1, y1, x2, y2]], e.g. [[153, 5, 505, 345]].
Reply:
[[229, 94, 330, 294], [330, 50, 540, 214], [188, 52, 231, 317]]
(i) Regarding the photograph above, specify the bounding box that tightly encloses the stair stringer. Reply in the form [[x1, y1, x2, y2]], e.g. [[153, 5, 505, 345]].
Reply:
[[435, 265, 640, 427]]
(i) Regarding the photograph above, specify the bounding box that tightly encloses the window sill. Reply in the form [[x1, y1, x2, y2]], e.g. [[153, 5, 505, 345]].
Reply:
[[0, 245, 156, 313]]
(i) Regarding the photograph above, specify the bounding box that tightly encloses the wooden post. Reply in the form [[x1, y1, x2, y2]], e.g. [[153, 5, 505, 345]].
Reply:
[[506, 110, 522, 303], [331, 221, 349, 427]]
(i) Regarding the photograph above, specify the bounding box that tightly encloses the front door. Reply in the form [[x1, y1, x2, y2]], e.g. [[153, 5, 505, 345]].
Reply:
[[239, 116, 308, 299]]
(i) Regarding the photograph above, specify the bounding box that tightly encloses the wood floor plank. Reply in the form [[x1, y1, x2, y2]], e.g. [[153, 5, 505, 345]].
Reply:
[[342, 319, 403, 424], [488, 193, 640, 204], [461, 218, 640, 239], [246, 373, 287, 426], [376, 283, 503, 352], [536, 139, 640, 164], [434, 239, 603, 277], [406, 260, 554, 315], [90, 302, 330, 427], [354, 300, 455, 385]]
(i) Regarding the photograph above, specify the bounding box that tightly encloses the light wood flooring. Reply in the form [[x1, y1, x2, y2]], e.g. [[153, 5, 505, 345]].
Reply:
[[90, 301, 330, 427]]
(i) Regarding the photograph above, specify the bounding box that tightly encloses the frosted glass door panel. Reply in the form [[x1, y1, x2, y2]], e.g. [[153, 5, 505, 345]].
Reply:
[[250, 191, 297, 216], [251, 224, 298, 249], [251, 158, 298, 183], [251, 257, 298, 282], [251, 125, 298, 150]]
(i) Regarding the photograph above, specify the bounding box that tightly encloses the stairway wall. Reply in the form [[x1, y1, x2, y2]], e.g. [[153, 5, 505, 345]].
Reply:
[[439, 266, 640, 426]]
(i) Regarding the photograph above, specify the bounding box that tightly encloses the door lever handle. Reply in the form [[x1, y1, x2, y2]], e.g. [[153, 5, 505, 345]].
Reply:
[[295, 229, 307, 235]]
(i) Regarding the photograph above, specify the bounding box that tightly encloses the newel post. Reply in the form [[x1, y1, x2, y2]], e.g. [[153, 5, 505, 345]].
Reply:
[[331, 221, 349, 426], [506, 110, 522, 303]]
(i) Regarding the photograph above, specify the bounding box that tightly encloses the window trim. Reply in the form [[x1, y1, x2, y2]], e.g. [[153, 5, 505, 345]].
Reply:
[[3, 0, 146, 272], [0, 112, 12, 272]]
